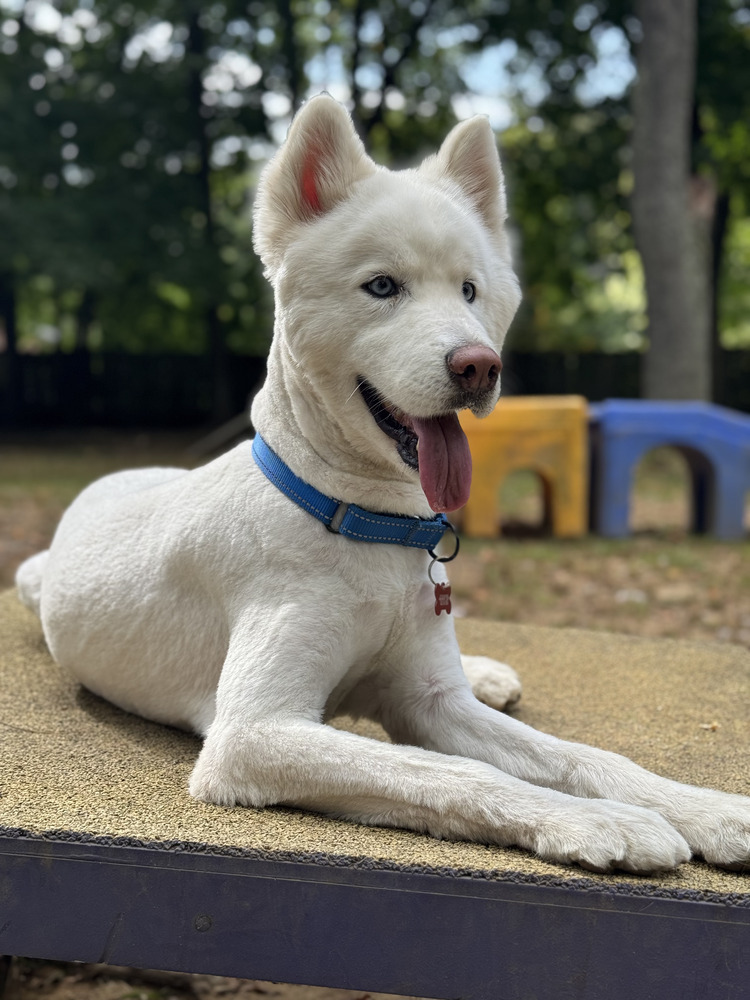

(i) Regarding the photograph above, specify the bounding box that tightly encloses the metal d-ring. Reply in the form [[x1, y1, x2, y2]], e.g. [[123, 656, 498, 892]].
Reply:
[[428, 521, 460, 564]]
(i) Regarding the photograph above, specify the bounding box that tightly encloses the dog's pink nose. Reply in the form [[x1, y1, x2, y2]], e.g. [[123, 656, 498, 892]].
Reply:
[[447, 345, 502, 394]]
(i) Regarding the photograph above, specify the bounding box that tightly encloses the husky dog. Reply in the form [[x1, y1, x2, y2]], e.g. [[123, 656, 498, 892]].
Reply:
[[16, 96, 750, 874]]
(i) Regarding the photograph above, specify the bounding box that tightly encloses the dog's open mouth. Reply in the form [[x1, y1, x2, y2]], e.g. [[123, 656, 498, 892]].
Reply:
[[357, 377, 472, 513], [357, 378, 419, 469]]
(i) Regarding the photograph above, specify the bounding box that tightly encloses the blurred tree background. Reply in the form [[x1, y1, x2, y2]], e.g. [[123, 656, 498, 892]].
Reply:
[[1, 0, 749, 425]]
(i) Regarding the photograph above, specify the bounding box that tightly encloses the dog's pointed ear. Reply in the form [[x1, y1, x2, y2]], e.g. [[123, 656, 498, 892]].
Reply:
[[435, 116, 508, 232], [253, 95, 376, 276]]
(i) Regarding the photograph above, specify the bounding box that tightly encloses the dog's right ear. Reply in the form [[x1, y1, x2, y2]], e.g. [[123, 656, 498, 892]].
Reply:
[[253, 95, 376, 276]]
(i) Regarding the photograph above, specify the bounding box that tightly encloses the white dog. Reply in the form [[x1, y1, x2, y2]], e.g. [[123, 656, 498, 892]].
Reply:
[[16, 95, 750, 874]]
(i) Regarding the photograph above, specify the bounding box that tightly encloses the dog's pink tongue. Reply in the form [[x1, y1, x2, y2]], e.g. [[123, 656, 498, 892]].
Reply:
[[411, 414, 472, 512]]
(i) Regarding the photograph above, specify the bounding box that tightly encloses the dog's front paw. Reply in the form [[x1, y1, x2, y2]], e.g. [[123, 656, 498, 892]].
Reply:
[[668, 788, 750, 871], [189, 762, 239, 807], [461, 655, 522, 710], [532, 799, 691, 874], [189, 746, 271, 809]]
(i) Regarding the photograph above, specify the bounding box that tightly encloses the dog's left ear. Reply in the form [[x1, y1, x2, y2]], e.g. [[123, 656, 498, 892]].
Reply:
[[435, 117, 508, 233], [253, 95, 377, 276]]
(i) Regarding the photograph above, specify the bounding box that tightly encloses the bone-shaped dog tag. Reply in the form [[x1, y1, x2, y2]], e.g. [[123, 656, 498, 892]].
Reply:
[[433, 581, 452, 615]]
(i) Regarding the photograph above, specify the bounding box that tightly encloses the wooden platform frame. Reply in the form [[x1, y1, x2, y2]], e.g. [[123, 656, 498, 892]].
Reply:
[[2, 828, 750, 1000]]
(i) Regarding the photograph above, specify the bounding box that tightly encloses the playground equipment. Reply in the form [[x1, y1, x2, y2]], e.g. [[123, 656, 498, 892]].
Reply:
[[589, 399, 750, 540], [459, 396, 589, 538]]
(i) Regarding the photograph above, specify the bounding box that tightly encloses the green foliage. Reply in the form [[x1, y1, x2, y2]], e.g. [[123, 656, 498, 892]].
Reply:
[[0, 0, 748, 375], [720, 210, 750, 347], [0, 0, 270, 358]]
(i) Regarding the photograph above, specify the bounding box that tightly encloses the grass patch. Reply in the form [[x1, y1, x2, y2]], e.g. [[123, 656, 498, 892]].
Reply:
[[1, 432, 748, 648]]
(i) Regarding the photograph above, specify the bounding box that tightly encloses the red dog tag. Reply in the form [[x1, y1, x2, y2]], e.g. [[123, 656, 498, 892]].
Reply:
[[434, 582, 452, 615]]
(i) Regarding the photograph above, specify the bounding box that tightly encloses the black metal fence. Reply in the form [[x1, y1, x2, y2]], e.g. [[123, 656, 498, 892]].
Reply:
[[1, 349, 749, 430], [502, 350, 750, 411], [0, 352, 267, 429]]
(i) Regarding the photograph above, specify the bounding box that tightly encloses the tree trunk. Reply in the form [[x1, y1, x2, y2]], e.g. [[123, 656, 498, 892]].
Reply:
[[75, 288, 95, 352], [632, 0, 711, 400], [710, 190, 730, 403], [0, 273, 17, 355], [187, 9, 232, 423], [278, 0, 303, 110], [0, 273, 21, 425], [360, 0, 436, 138], [349, 0, 366, 135]]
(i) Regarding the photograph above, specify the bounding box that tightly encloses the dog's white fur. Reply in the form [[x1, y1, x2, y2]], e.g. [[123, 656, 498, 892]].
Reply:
[[16, 96, 750, 874]]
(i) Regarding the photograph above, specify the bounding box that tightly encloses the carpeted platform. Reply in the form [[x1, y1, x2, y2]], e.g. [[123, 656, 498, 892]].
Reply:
[[1, 587, 749, 899]]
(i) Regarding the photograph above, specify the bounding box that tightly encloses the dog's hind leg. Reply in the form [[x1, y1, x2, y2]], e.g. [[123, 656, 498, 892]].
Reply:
[[15, 550, 49, 616], [461, 654, 522, 710]]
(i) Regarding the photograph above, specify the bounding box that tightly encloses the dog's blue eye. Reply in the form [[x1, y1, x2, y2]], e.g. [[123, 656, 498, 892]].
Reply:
[[364, 276, 399, 299], [462, 281, 476, 303]]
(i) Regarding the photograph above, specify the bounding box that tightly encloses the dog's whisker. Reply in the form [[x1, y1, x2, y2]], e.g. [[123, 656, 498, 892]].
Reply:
[[344, 371, 408, 408]]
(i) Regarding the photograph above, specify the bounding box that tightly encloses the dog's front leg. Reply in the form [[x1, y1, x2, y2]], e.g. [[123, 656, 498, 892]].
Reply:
[[188, 614, 688, 873], [191, 710, 691, 874], [385, 624, 750, 870]]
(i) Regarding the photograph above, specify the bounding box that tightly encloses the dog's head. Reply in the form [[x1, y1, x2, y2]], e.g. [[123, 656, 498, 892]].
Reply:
[[253, 95, 521, 513]]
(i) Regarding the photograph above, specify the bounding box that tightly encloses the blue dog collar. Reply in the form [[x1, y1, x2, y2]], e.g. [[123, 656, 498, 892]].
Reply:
[[252, 433, 450, 550]]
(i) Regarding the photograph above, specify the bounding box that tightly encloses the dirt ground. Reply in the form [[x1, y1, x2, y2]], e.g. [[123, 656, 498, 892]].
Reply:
[[1, 960, 432, 1000], [1, 432, 748, 998], [2, 433, 748, 649]]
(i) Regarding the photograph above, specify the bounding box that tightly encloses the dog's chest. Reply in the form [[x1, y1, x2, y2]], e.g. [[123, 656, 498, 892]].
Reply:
[[321, 575, 442, 721]]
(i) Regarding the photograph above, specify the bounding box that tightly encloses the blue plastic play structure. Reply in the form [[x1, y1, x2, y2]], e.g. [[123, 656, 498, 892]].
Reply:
[[589, 400, 750, 540]]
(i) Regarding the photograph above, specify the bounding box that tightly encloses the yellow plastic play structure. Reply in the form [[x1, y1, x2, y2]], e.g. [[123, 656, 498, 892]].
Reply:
[[459, 396, 589, 538]]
